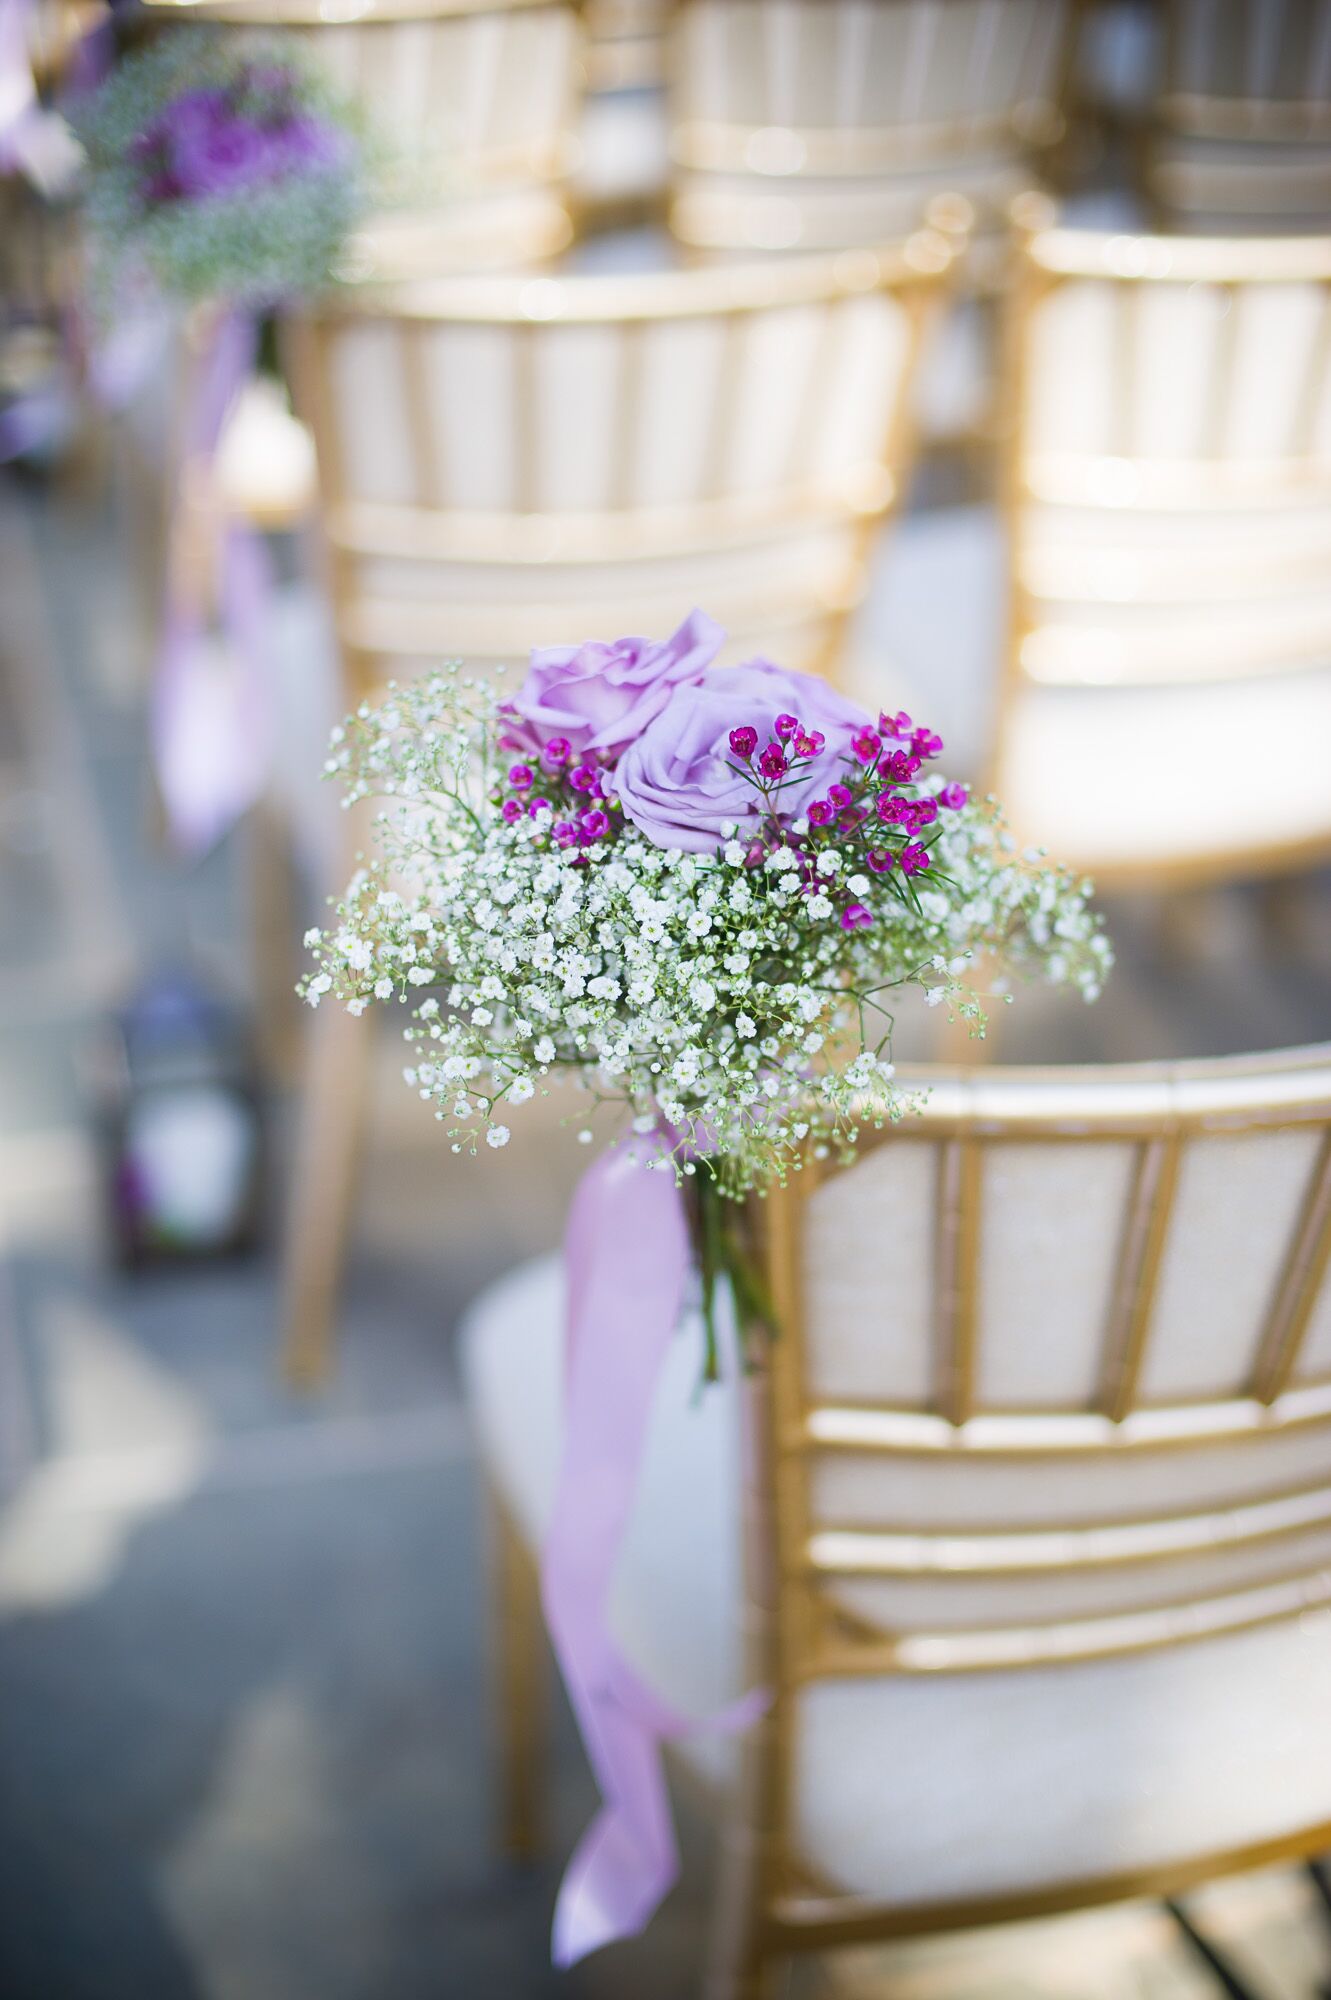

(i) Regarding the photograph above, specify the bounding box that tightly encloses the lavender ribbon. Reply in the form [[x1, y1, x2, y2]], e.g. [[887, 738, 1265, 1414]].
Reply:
[[543, 1136, 766, 1967], [152, 309, 275, 855]]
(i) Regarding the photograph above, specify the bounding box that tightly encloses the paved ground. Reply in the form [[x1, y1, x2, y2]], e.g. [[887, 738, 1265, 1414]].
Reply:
[[1, 466, 1329, 2000]]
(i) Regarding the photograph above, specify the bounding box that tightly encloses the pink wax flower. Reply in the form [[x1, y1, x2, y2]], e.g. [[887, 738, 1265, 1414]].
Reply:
[[758, 743, 787, 781], [581, 808, 610, 840], [883, 749, 922, 784], [794, 730, 825, 758], [866, 848, 895, 872], [841, 903, 873, 931], [939, 782, 968, 810], [827, 783, 852, 811], [901, 841, 931, 876], [912, 798, 939, 827], [541, 737, 572, 770], [729, 726, 758, 759], [851, 728, 882, 764], [553, 820, 578, 847], [528, 797, 552, 818], [501, 799, 522, 823], [612, 660, 871, 853], [569, 764, 598, 793], [774, 713, 799, 740], [505, 608, 723, 761], [807, 799, 833, 826], [508, 763, 534, 790], [879, 709, 912, 740], [912, 727, 944, 759], [876, 793, 908, 824]]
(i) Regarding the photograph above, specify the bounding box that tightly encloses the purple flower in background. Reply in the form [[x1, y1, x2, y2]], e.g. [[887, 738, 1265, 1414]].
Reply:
[[901, 841, 932, 877], [938, 782, 968, 811], [612, 661, 870, 853], [505, 609, 724, 762], [841, 903, 873, 931], [729, 726, 758, 760], [758, 742, 787, 781]]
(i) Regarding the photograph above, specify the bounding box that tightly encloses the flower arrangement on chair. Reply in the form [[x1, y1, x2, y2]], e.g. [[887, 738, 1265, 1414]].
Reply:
[[70, 30, 372, 859], [75, 31, 367, 312], [300, 610, 1112, 1964]]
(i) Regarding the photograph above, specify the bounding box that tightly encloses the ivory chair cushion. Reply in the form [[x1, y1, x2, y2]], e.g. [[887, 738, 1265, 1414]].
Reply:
[[998, 668, 1331, 874], [459, 1254, 1331, 1907]]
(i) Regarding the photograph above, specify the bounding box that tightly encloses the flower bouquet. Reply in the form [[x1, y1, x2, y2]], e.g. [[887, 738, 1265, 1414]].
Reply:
[[304, 610, 1109, 1349], [72, 31, 372, 860], [301, 610, 1110, 1963], [74, 30, 367, 311]]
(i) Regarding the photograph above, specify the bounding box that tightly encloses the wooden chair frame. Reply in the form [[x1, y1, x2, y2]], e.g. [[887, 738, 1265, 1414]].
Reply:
[[665, 0, 1078, 259], [493, 1045, 1331, 1996], [991, 201, 1331, 889]]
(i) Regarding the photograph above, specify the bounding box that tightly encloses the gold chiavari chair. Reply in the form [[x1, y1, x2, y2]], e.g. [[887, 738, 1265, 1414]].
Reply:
[[277, 228, 963, 1385], [584, 0, 670, 93], [1149, 0, 1331, 232], [667, 0, 1074, 261], [461, 1044, 1331, 1995], [992, 202, 1331, 887], [137, 0, 584, 274]]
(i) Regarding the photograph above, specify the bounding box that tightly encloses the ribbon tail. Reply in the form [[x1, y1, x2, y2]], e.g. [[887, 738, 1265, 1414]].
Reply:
[[542, 1138, 690, 1967]]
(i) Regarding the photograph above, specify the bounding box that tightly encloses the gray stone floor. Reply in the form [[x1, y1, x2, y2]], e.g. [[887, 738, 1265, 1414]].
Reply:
[[2, 466, 1330, 2000]]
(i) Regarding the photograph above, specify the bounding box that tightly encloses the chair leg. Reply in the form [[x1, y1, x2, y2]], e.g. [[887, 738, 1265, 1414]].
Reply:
[[1165, 1898, 1262, 2000], [277, 994, 373, 1388], [490, 1489, 546, 1863], [249, 794, 302, 1087], [704, 1821, 782, 2000]]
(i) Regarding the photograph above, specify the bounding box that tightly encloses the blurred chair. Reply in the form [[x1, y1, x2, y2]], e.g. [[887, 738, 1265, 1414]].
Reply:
[[1148, 0, 1331, 231], [462, 1043, 1331, 1995], [667, 0, 1073, 261], [278, 227, 964, 1383], [573, 0, 671, 229], [993, 204, 1331, 886], [137, 0, 584, 274], [583, 0, 669, 93]]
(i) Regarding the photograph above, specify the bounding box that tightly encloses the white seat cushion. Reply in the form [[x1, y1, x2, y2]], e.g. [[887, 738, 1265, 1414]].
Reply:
[[459, 1255, 1331, 1905], [999, 669, 1331, 875]]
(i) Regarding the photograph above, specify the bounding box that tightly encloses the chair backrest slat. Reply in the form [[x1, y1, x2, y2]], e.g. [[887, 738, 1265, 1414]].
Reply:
[[757, 1046, 1331, 1676], [668, 0, 1071, 253], [291, 240, 955, 683]]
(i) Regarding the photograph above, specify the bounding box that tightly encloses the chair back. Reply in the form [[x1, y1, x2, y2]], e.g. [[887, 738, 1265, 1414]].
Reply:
[[138, 0, 583, 271], [669, 0, 1072, 255], [993, 209, 1331, 880], [744, 1046, 1331, 1934], [1151, 0, 1331, 228], [287, 234, 959, 688]]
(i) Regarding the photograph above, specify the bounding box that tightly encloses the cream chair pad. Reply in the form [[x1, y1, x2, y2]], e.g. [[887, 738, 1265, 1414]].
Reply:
[[997, 668, 1331, 875], [459, 1255, 1331, 1903]]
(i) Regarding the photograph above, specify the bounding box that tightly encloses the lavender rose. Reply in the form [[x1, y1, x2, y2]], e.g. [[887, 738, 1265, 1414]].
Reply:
[[612, 661, 872, 853], [504, 608, 723, 761]]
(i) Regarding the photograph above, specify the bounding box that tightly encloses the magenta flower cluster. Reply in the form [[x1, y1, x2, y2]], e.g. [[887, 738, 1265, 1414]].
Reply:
[[496, 735, 621, 857]]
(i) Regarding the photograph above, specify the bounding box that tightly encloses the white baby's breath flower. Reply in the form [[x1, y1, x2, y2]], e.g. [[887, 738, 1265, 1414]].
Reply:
[[487, 1125, 510, 1148]]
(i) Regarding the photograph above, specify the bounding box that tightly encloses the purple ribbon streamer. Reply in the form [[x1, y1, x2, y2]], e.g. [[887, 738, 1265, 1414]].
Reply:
[[152, 309, 275, 856], [543, 1137, 766, 1967]]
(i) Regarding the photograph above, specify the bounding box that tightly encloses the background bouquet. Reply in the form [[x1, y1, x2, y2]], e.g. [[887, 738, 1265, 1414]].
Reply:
[[75, 29, 367, 311], [303, 612, 1111, 1335]]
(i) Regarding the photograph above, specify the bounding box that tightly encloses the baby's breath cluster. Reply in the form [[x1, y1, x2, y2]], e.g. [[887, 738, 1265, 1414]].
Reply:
[[301, 659, 1111, 1199]]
